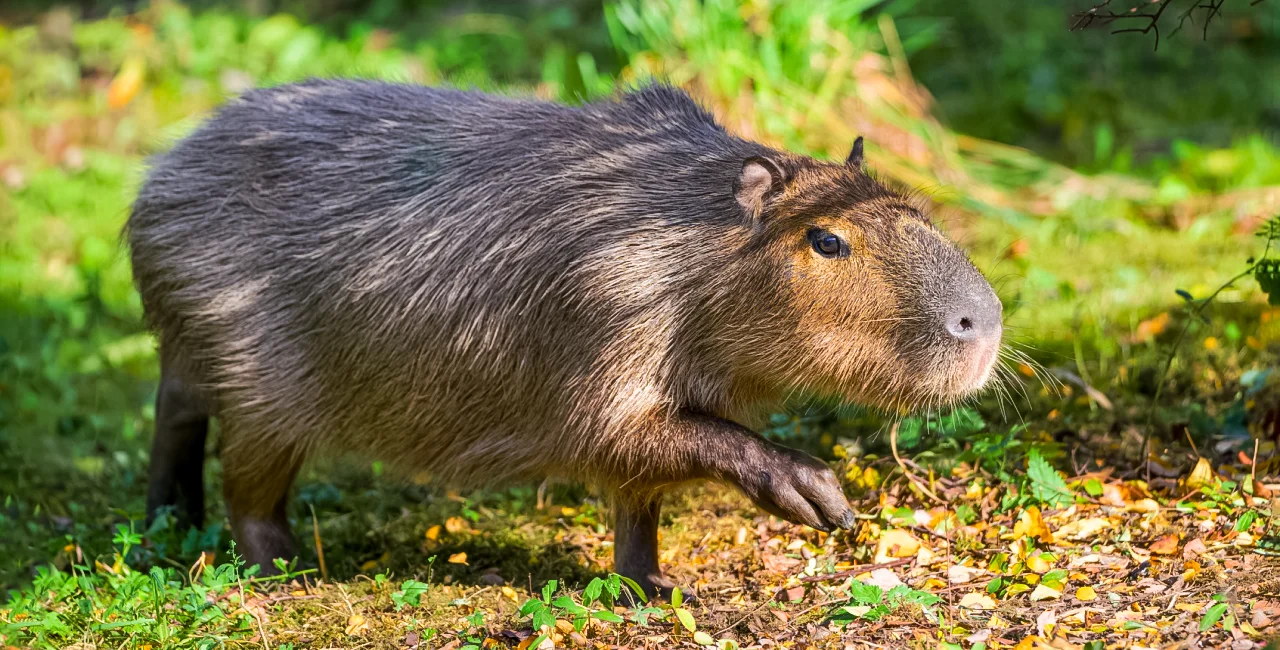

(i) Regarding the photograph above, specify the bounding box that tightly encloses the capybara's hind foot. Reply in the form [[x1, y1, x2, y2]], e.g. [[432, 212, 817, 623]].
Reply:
[[228, 512, 297, 576], [621, 571, 695, 605]]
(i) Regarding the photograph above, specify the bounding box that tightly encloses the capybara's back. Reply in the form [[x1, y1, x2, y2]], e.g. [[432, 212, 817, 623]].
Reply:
[[129, 79, 1003, 597]]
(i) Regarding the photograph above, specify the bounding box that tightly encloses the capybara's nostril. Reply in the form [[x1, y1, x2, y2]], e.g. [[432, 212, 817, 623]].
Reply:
[[946, 313, 979, 341]]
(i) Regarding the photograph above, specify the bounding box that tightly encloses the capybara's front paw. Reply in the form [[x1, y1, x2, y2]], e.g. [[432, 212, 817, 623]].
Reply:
[[736, 443, 856, 533]]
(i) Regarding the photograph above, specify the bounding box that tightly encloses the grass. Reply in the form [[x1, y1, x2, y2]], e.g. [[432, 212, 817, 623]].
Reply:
[[3, 1, 1280, 648]]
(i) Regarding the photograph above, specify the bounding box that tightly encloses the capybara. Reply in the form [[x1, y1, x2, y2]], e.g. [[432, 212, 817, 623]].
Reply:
[[126, 80, 1002, 598]]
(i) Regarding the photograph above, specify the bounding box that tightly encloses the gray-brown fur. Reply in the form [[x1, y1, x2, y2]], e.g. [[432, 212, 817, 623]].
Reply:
[[127, 80, 1001, 597]]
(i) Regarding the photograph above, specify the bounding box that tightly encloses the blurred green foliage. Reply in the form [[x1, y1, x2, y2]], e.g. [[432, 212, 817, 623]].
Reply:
[[900, 0, 1280, 168]]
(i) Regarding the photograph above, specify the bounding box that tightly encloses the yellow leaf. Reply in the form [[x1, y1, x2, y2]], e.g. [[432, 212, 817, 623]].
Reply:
[[1076, 586, 1097, 602], [693, 631, 715, 645], [425, 525, 441, 542], [344, 613, 369, 636], [959, 592, 997, 610], [448, 552, 468, 565], [873, 529, 921, 563], [560, 506, 577, 517], [1185, 457, 1214, 491], [107, 56, 146, 110], [502, 586, 518, 601], [1013, 635, 1042, 650], [1013, 506, 1054, 544], [1053, 517, 1112, 543], [445, 517, 468, 534], [1126, 498, 1160, 513], [1029, 584, 1062, 601], [1026, 553, 1054, 574]]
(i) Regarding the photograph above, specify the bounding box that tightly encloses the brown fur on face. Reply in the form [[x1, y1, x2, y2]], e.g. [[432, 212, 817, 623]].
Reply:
[[712, 158, 1003, 417]]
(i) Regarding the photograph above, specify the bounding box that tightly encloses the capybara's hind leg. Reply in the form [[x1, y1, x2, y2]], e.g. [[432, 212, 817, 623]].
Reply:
[[221, 436, 302, 575], [145, 359, 209, 530], [614, 498, 680, 602]]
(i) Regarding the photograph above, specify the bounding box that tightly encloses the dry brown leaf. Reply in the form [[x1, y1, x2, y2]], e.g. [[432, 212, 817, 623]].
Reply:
[[1149, 534, 1180, 555], [1177, 537, 1208, 557]]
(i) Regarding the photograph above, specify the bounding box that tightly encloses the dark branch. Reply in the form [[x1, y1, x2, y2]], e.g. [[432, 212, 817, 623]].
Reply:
[[1071, 0, 1265, 49]]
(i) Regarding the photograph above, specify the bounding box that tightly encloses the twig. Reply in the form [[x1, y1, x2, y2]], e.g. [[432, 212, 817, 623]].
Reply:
[[890, 422, 945, 504], [1253, 439, 1260, 482], [236, 571, 271, 650], [1069, 0, 1261, 49], [797, 557, 914, 584], [310, 504, 329, 583]]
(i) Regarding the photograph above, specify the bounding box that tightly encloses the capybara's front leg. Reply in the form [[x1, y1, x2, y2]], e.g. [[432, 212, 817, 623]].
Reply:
[[662, 412, 856, 533], [609, 412, 854, 599]]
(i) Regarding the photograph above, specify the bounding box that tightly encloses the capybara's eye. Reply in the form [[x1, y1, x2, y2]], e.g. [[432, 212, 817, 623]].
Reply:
[[809, 229, 844, 258]]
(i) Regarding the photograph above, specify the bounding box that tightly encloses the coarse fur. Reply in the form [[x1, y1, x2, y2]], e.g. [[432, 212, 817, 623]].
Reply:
[[127, 79, 1001, 594]]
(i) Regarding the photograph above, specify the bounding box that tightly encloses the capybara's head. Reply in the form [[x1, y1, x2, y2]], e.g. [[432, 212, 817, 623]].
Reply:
[[724, 138, 1002, 412]]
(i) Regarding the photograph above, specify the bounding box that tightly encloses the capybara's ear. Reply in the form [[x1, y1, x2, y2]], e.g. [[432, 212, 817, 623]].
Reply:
[[735, 156, 787, 218], [845, 136, 864, 170]]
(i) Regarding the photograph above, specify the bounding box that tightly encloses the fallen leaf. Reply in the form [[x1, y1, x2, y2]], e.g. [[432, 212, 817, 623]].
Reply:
[[1030, 584, 1062, 601], [1054, 517, 1112, 542], [959, 592, 997, 610], [1026, 552, 1056, 574], [873, 529, 921, 563], [502, 586, 518, 601], [425, 525, 441, 541], [1126, 498, 1160, 513], [445, 517, 468, 534], [1178, 538, 1206, 560], [1185, 457, 1215, 491], [345, 613, 369, 636], [863, 568, 904, 591], [1014, 506, 1054, 544], [948, 564, 986, 584], [1076, 586, 1097, 602], [1149, 534, 1179, 555], [1036, 608, 1058, 638], [448, 552, 468, 565]]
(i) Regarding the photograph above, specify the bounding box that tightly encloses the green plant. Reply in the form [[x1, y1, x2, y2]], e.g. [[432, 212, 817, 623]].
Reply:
[[391, 579, 430, 610], [518, 575, 628, 646], [828, 581, 943, 626], [1, 539, 307, 648], [1026, 447, 1075, 508]]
